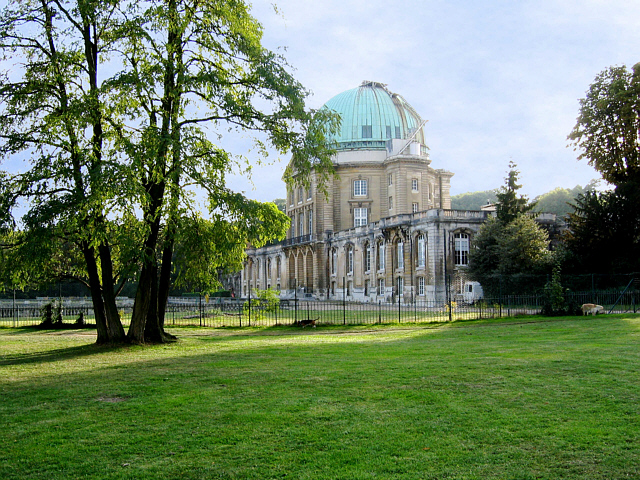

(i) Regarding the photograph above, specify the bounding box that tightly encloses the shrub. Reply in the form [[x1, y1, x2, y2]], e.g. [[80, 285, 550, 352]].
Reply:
[[244, 289, 280, 321], [40, 303, 53, 327], [542, 266, 568, 316]]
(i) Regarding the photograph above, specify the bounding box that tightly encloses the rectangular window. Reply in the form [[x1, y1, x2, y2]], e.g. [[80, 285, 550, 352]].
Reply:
[[378, 278, 385, 295], [362, 125, 372, 138], [331, 249, 337, 275], [354, 208, 368, 227], [455, 233, 470, 266], [386, 126, 392, 139], [288, 190, 294, 207], [412, 202, 419, 213], [412, 178, 419, 192], [397, 242, 404, 269], [365, 245, 371, 272], [417, 235, 426, 267], [388, 173, 393, 186], [364, 279, 370, 296], [347, 248, 354, 274], [418, 277, 425, 296], [299, 214, 304, 236], [354, 179, 367, 197], [307, 187, 312, 200], [395, 126, 401, 138], [389, 196, 393, 210], [308, 209, 313, 235], [377, 242, 385, 271]]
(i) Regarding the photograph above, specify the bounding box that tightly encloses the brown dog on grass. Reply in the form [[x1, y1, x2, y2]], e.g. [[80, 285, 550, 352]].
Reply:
[[297, 319, 317, 328]]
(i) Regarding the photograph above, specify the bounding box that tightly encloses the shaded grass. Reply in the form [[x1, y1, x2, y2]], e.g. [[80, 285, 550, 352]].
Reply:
[[1, 315, 640, 479]]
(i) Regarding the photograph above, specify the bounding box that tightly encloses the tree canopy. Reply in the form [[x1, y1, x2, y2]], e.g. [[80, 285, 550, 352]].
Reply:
[[468, 163, 551, 295], [568, 63, 640, 187], [0, 0, 337, 344], [563, 62, 640, 275], [495, 162, 536, 224]]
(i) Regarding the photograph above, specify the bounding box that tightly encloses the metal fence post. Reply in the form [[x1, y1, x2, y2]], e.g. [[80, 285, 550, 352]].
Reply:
[[343, 276, 346, 325], [378, 300, 381, 324]]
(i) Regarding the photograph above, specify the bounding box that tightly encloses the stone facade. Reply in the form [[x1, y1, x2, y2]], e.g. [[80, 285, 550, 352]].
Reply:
[[241, 81, 487, 304]]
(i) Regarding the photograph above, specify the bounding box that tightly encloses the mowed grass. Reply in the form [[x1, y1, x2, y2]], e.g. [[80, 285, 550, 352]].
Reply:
[[1, 315, 639, 479]]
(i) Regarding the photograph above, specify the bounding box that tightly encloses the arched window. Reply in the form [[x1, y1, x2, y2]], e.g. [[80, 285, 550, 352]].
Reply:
[[397, 241, 404, 270], [454, 232, 470, 266]]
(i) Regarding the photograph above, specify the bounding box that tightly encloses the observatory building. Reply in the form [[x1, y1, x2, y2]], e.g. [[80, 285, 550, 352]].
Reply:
[[242, 81, 488, 303]]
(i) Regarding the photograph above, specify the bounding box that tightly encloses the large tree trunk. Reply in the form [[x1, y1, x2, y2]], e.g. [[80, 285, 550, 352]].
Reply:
[[127, 182, 165, 343], [144, 240, 177, 343], [81, 242, 110, 344], [128, 264, 153, 344], [98, 243, 126, 341]]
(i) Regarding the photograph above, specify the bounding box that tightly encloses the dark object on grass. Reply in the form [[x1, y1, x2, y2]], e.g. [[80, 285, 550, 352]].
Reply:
[[297, 319, 317, 328]]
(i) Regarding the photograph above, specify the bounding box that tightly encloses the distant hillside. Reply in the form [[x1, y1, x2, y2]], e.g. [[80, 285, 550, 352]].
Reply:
[[451, 190, 498, 210], [451, 181, 599, 217], [532, 183, 597, 219]]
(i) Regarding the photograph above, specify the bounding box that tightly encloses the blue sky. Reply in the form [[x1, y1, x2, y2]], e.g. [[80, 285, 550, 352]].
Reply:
[[227, 0, 640, 202]]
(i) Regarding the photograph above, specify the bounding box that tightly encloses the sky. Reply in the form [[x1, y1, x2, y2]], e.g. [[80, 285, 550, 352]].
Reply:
[[227, 0, 640, 202]]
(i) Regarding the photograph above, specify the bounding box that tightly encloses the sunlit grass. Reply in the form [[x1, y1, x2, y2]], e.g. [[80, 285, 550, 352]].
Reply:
[[1, 315, 639, 479]]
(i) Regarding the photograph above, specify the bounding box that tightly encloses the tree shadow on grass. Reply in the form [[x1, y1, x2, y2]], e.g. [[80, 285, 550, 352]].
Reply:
[[0, 342, 120, 367]]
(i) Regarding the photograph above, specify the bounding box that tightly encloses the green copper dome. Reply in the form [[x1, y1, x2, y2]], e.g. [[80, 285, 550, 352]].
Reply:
[[323, 81, 426, 152]]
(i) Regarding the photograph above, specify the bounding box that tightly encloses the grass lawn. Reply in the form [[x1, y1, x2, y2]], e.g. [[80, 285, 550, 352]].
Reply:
[[1, 315, 639, 479]]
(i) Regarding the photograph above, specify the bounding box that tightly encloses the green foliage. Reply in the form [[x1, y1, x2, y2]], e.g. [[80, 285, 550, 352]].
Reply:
[[542, 266, 566, 316], [469, 163, 551, 295], [244, 288, 280, 320], [469, 215, 552, 295], [564, 188, 640, 274], [566, 62, 640, 275], [0, 0, 335, 342], [495, 162, 535, 224], [39, 303, 53, 328], [273, 198, 286, 213], [569, 63, 640, 187], [451, 190, 498, 210]]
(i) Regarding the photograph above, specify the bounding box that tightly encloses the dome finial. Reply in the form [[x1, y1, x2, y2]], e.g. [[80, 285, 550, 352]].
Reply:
[[361, 80, 388, 89]]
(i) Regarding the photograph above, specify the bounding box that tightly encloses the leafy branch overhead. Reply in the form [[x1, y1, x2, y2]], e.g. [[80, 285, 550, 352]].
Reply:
[[568, 63, 640, 187]]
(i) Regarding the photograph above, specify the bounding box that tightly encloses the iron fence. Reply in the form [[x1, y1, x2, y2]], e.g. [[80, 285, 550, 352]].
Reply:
[[1, 289, 638, 329]]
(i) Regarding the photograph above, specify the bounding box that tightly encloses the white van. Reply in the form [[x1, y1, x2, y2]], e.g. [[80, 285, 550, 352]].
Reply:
[[463, 281, 484, 304]]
